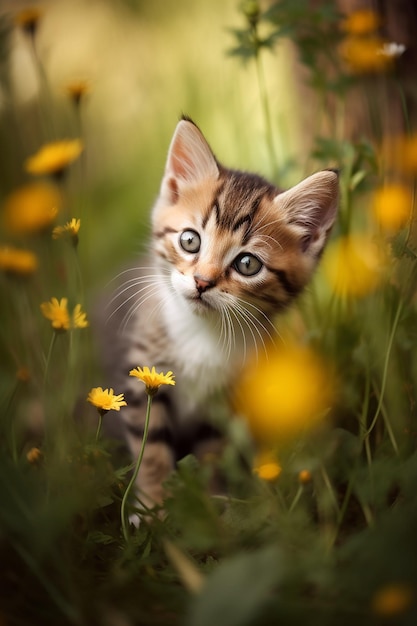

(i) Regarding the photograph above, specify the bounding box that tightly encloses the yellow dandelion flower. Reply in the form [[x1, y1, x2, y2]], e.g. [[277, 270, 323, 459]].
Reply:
[[15, 8, 43, 36], [0, 246, 38, 276], [323, 234, 385, 297], [341, 9, 381, 36], [233, 343, 333, 444], [372, 184, 412, 231], [87, 387, 127, 415], [129, 366, 175, 397], [72, 303, 89, 328], [40, 297, 71, 331], [65, 80, 91, 105], [40, 297, 89, 331], [340, 36, 393, 74], [52, 218, 80, 245], [253, 452, 282, 481], [371, 583, 414, 617], [26, 447, 43, 464], [25, 139, 83, 178], [3, 182, 60, 235]]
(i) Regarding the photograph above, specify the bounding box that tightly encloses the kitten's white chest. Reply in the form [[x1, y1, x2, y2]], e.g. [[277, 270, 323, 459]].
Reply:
[[162, 291, 240, 406]]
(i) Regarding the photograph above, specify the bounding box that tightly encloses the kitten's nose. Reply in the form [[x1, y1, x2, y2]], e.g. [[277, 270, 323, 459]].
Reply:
[[194, 275, 215, 294]]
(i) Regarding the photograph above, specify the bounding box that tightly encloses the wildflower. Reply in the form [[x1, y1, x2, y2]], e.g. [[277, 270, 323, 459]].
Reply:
[[15, 7, 43, 37], [323, 234, 385, 297], [26, 447, 43, 464], [341, 9, 381, 36], [340, 35, 393, 74], [371, 583, 414, 616], [87, 387, 127, 415], [233, 342, 333, 444], [40, 297, 71, 331], [0, 246, 38, 276], [253, 452, 282, 481], [129, 366, 175, 397], [25, 139, 83, 178], [52, 218, 80, 246], [3, 182, 60, 235], [72, 303, 89, 328], [372, 184, 412, 231], [298, 469, 312, 485], [65, 80, 91, 106]]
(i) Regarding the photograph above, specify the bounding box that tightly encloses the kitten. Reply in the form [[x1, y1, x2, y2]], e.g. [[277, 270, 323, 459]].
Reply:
[[96, 117, 338, 510]]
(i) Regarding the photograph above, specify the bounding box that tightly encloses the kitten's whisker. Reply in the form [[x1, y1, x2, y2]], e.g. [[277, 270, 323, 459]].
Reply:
[[106, 266, 170, 286], [120, 285, 165, 331], [106, 276, 170, 311], [235, 297, 278, 347], [106, 281, 167, 324]]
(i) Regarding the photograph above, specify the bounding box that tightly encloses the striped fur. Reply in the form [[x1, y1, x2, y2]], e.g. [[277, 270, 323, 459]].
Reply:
[[96, 118, 338, 511]]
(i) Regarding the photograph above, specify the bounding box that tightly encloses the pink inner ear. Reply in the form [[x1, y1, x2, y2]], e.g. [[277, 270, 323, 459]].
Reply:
[[167, 177, 179, 203], [170, 140, 192, 179]]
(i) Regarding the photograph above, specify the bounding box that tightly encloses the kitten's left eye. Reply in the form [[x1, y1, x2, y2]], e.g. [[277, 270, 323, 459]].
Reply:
[[179, 229, 201, 253], [233, 253, 263, 276]]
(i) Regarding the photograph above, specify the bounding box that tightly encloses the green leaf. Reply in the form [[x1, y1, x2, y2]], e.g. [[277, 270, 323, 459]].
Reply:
[[185, 546, 283, 626]]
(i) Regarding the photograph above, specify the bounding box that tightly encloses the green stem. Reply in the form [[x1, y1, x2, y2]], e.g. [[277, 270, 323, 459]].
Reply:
[[43, 332, 57, 388], [254, 39, 278, 177], [121, 393, 153, 542], [95, 413, 103, 442], [288, 484, 303, 513]]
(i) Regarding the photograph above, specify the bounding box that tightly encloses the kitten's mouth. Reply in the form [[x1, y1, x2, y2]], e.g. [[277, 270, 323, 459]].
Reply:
[[187, 294, 214, 312]]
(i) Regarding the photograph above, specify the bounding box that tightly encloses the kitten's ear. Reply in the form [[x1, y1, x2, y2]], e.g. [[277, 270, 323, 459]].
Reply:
[[275, 170, 339, 255], [161, 119, 219, 203]]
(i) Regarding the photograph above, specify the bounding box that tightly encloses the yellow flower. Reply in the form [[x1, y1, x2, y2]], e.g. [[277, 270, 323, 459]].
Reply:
[[40, 297, 71, 331], [3, 182, 60, 235], [87, 387, 127, 414], [52, 218, 81, 245], [129, 366, 175, 396], [371, 583, 414, 616], [25, 139, 83, 177], [15, 8, 43, 36], [233, 342, 333, 444], [65, 80, 91, 105], [340, 36, 393, 74], [72, 303, 89, 328], [372, 184, 412, 231], [40, 298, 88, 331], [341, 9, 381, 35], [0, 246, 38, 276], [253, 452, 282, 481], [26, 447, 43, 464], [323, 234, 385, 297]]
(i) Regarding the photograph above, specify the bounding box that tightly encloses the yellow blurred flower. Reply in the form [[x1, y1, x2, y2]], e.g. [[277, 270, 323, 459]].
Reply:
[[26, 447, 43, 464], [233, 343, 333, 444], [372, 184, 412, 231], [298, 469, 312, 485], [0, 246, 38, 276], [323, 234, 385, 297], [40, 297, 88, 332], [72, 303, 89, 328], [87, 387, 127, 415], [3, 182, 60, 235], [371, 583, 414, 617], [65, 80, 91, 105], [40, 297, 70, 331], [25, 139, 83, 178], [253, 452, 282, 481], [340, 35, 393, 74], [341, 9, 381, 35], [52, 218, 80, 245], [129, 366, 176, 397], [397, 134, 417, 174], [15, 8, 43, 36]]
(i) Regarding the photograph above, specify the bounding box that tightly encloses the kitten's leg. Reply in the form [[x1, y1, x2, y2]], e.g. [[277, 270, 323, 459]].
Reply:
[[122, 395, 175, 512]]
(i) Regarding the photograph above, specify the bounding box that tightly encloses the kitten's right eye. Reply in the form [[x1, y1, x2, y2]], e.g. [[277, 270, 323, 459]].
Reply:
[[179, 230, 201, 253]]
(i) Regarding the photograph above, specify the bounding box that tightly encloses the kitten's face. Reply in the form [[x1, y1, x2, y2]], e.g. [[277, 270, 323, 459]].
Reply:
[[152, 119, 338, 325]]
